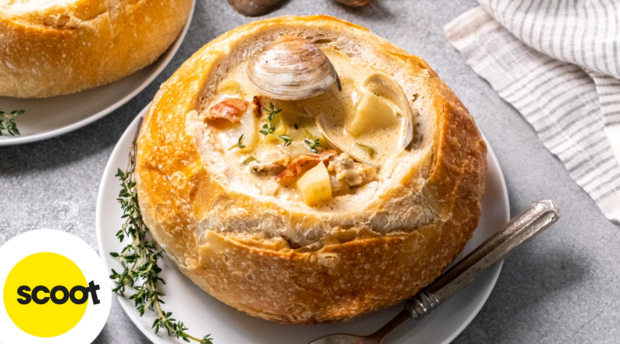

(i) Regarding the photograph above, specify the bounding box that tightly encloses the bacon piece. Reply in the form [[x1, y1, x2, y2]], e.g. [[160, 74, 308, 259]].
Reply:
[[275, 150, 337, 186], [252, 96, 262, 118], [206, 98, 248, 123]]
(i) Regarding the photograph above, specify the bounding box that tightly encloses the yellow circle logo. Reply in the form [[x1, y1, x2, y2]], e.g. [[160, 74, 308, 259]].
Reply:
[[0, 230, 110, 343], [3, 252, 88, 338]]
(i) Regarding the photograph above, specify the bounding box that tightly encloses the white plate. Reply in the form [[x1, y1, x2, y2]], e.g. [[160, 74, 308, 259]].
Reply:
[[96, 107, 509, 344], [0, 2, 194, 146]]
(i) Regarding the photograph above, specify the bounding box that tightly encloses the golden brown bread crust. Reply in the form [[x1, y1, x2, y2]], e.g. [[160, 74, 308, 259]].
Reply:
[[0, 0, 192, 98], [135, 15, 487, 324]]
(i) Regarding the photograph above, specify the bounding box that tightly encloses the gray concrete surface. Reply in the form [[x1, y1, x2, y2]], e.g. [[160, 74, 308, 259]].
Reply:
[[1, 0, 619, 343]]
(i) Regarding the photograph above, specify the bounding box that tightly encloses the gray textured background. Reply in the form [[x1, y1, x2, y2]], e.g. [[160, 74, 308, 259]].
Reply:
[[1, 0, 619, 343]]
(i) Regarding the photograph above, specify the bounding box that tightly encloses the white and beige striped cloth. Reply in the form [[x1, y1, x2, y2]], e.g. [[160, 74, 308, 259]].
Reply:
[[445, 0, 620, 224]]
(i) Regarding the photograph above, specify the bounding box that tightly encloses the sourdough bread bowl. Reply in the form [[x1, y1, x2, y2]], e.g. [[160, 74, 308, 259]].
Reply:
[[135, 15, 487, 324], [0, 0, 192, 98]]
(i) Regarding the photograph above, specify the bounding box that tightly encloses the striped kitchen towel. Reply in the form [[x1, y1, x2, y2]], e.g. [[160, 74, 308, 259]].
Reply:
[[445, 1, 620, 224]]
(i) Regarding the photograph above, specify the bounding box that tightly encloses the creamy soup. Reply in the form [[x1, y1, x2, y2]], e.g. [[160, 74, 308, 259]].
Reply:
[[198, 46, 412, 206], [204, 48, 405, 161]]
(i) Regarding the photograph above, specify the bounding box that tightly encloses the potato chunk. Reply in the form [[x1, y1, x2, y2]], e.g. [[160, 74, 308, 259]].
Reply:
[[217, 79, 242, 95], [348, 92, 399, 137], [296, 162, 332, 206], [275, 150, 337, 186]]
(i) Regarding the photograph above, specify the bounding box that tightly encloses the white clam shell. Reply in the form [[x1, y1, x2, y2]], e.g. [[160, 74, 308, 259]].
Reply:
[[362, 72, 414, 151], [316, 72, 415, 166], [246, 36, 340, 101], [315, 118, 379, 167]]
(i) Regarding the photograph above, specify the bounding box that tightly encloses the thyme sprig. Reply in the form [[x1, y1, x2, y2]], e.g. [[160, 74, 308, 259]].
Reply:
[[304, 138, 321, 154], [260, 122, 275, 136], [0, 109, 24, 136], [110, 118, 213, 344], [260, 102, 281, 136], [279, 135, 292, 146], [264, 102, 281, 122]]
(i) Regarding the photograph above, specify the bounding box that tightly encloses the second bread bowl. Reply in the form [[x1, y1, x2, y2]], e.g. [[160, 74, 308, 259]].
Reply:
[[0, 0, 193, 98]]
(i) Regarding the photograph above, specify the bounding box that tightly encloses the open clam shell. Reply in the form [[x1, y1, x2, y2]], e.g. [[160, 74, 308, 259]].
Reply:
[[315, 118, 379, 168], [362, 72, 414, 151], [246, 36, 340, 101], [316, 72, 415, 167]]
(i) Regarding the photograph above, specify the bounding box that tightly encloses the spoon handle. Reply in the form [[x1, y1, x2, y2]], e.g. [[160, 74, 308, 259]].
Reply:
[[404, 200, 560, 320]]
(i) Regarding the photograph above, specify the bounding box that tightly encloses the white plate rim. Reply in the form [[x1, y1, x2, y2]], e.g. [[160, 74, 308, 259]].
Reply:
[[96, 107, 509, 344], [0, 1, 195, 146]]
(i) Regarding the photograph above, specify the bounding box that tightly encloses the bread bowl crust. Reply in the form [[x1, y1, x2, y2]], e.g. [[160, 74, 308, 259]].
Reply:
[[135, 15, 487, 324], [0, 0, 192, 98]]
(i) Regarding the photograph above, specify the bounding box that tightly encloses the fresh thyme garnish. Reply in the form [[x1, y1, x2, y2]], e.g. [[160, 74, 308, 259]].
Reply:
[[260, 102, 281, 136], [356, 143, 376, 158], [264, 102, 281, 122], [279, 135, 292, 146], [110, 119, 213, 344], [242, 156, 256, 165], [304, 138, 321, 154], [0, 109, 24, 136], [260, 122, 275, 136], [237, 134, 246, 149]]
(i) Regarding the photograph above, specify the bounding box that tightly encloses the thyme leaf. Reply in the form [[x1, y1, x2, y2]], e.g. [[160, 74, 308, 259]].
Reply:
[[279, 135, 292, 147], [356, 143, 376, 158], [0, 109, 24, 136], [304, 138, 321, 154], [237, 134, 246, 149], [260, 102, 281, 136], [264, 102, 282, 122], [259, 122, 276, 136], [242, 156, 256, 165]]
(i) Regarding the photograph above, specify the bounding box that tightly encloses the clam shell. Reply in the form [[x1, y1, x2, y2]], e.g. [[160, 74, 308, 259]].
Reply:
[[316, 72, 414, 166], [246, 36, 340, 101], [315, 118, 380, 168], [362, 72, 414, 150], [228, 0, 283, 17]]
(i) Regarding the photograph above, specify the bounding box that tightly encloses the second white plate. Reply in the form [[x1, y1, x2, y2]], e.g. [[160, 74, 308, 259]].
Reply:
[[0, 1, 194, 146], [97, 107, 509, 344]]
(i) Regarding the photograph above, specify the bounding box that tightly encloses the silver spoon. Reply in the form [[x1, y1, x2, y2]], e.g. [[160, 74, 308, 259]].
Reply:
[[308, 199, 560, 344]]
